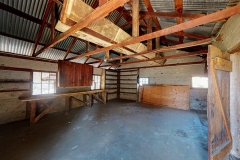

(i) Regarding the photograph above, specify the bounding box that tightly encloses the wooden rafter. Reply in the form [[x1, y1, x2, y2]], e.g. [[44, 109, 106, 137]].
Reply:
[[63, 38, 78, 60], [33, 0, 130, 57], [67, 5, 240, 61], [118, 61, 205, 70], [107, 38, 211, 62], [32, 0, 53, 56], [51, 3, 55, 41], [142, 0, 168, 45], [101, 50, 207, 67], [140, 11, 205, 20]]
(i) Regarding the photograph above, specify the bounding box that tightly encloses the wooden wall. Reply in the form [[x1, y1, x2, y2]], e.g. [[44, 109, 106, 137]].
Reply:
[[141, 85, 190, 110]]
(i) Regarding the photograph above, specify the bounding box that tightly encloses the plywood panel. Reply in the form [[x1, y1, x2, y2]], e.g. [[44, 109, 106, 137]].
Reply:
[[141, 85, 190, 110]]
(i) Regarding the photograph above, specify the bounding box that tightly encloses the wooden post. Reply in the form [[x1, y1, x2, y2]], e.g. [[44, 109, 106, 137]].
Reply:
[[147, 17, 152, 50], [83, 94, 86, 106], [132, 0, 139, 37], [65, 96, 70, 115], [102, 90, 107, 104], [30, 101, 36, 124], [89, 94, 93, 107]]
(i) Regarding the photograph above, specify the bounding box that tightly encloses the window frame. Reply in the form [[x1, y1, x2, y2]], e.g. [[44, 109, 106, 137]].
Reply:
[[139, 77, 149, 86], [32, 71, 57, 95], [91, 74, 101, 90]]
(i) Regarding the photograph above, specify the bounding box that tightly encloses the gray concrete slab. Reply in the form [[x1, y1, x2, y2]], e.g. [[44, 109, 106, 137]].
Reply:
[[0, 99, 208, 160]]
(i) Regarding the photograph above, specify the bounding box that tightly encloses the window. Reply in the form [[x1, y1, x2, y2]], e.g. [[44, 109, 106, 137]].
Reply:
[[192, 77, 208, 88], [139, 78, 149, 86], [91, 75, 101, 90], [33, 72, 56, 95]]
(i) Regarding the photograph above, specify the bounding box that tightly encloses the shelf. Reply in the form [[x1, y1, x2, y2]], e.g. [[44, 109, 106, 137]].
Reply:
[[0, 81, 31, 83], [120, 88, 137, 89], [120, 79, 136, 81], [106, 74, 118, 76], [106, 88, 118, 90], [120, 83, 137, 85], [120, 74, 137, 76], [120, 92, 137, 94], [105, 83, 119, 85], [107, 92, 117, 94], [119, 70, 137, 72], [0, 89, 30, 92], [105, 79, 117, 81]]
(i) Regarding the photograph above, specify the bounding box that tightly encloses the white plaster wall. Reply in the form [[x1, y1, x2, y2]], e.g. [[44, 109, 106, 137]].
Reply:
[[0, 56, 102, 124], [123, 51, 208, 110], [230, 52, 240, 158]]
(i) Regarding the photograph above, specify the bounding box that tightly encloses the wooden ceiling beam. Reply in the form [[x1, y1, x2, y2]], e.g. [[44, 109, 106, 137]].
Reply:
[[101, 50, 207, 67], [51, 3, 55, 41], [106, 38, 211, 62], [140, 11, 205, 20], [33, 0, 130, 57], [142, 0, 168, 45], [118, 61, 205, 70], [32, 0, 54, 56], [63, 37, 78, 60], [67, 5, 240, 61]]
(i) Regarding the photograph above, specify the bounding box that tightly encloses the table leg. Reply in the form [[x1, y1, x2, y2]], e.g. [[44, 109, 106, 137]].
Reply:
[[30, 101, 36, 125]]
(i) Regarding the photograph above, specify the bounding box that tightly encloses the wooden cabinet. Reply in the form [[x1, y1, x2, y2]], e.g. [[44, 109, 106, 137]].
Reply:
[[58, 60, 93, 87]]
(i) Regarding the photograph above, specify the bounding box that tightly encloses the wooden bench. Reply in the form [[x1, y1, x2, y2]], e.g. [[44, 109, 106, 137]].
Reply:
[[19, 90, 107, 124]]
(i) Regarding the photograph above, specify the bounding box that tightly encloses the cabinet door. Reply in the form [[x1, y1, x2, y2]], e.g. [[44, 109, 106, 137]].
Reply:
[[83, 65, 93, 86], [74, 63, 83, 86], [58, 60, 74, 87]]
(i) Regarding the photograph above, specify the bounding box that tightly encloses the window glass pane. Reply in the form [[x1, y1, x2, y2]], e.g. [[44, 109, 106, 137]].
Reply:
[[42, 83, 49, 94], [42, 72, 49, 81], [192, 77, 208, 88], [33, 72, 41, 83], [33, 84, 41, 95], [49, 83, 55, 94]]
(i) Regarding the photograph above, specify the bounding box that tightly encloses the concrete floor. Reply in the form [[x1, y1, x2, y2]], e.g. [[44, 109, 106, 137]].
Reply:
[[0, 99, 208, 160]]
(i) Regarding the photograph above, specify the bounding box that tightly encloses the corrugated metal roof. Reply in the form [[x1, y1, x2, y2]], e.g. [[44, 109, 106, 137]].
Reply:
[[0, 0, 238, 65]]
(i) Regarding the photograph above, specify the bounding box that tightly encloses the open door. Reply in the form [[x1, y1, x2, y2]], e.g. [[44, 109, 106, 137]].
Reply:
[[208, 45, 232, 160]]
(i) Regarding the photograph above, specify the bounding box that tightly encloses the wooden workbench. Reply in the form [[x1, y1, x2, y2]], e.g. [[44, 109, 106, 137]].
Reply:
[[19, 90, 107, 124]]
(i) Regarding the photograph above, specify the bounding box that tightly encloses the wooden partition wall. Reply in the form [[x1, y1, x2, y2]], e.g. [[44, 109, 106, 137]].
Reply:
[[141, 85, 190, 110]]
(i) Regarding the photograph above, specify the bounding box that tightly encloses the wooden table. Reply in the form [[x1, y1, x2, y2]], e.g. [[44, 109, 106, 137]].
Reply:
[[19, 90, 107, 124]]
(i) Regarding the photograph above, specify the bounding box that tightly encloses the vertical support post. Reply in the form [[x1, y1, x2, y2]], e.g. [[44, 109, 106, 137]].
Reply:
[[101, 69, 106, 90], [104, 50, 110, 61], [132, 0, 139, 37], [120, 53, 123, 63], [26, 101, 31, 119], [30, 101, 36, 124], [65, 96, 70, 115], [147, 17, 152, 50], [117, 70, 120, 99], [83, 94, 86, 106], [102, 90, 107, 104]]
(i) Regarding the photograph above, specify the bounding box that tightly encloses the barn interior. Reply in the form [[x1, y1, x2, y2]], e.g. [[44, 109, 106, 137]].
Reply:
[[0, 0, 240, 159]]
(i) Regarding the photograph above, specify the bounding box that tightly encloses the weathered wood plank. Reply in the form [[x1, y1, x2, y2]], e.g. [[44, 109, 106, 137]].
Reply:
[[214, 57, 232, 72]]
